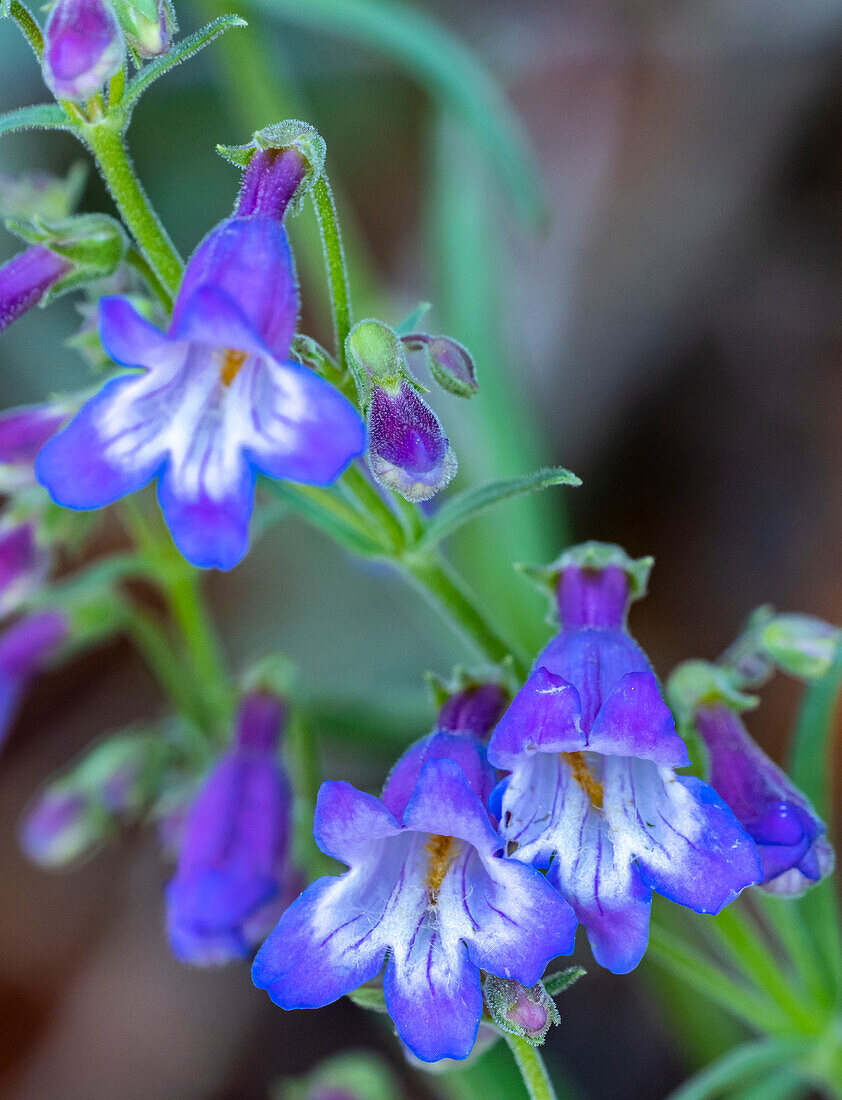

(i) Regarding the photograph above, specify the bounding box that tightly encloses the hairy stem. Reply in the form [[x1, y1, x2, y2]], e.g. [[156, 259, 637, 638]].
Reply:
[[501, 1033, 558, 1100], [312, 174, 352, 371]]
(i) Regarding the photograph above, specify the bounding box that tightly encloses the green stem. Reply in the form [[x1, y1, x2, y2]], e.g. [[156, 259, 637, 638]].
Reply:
[[124, 605, 206, 730], [312, 174, 352, 370], [108, 66, 126, 109], [342, 463, 405, 550], [125, 245, 172, 312], [401, 552, 528, 675], [501, 1033, 557, 1100], [8, 0, 43, 59], [81, 119, 183, 299]]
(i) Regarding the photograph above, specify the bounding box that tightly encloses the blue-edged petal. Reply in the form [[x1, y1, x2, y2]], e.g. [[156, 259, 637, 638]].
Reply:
[[587, 671, 689, 766], [313, 780, 402, 865], [486, 667, 582, 769], [383, 923, 482, 1062], [99, 296, 174, 368], [382, 732, 495, 820], [242, 359, 365, 486], [401, 758, 501, 857], [169, 285, 274, 360], [607, 762, 762, 912], [35, 374, 170, 509]]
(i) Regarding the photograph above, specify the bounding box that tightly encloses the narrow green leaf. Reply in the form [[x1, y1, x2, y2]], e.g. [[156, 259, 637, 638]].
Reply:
[[0, 103, 73, 138], [346, 985, 387, 1013], [122, 15, 248, 109], [666, 1038, 812, 1100], [542, 966, 586, 998], [789, 647, 842, 821], [262, 479, 384, 557], [735, 1067, 808, 1100], [245, 0, 547, 225], [418, 467, 580, 551]]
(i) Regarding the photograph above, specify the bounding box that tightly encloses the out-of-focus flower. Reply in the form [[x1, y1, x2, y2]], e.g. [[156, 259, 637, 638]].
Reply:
[[0, 246, 72, 334], [347, 319, 456, 502], [759, 613, 840, 682], [36, 206, 364, 569], [0, 521, 50, 617], [166, 692, 293, 965], [0, 165, 87, 224], [252, 706, 575, 1062], [0, 610, 68, 749], [43, 0, 124, 102], [487, 543, 761, 974]]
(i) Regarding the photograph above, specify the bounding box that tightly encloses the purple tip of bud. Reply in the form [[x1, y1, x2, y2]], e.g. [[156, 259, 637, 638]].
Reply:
[[0, 246, 72, 334], [19, 788, 88, 866], [43, 0, 123, 102], [437, 683, 509, 739], [0, 522, 50, 617], [367, 381, 457, 502], [696, 704, 835, 896], [484, 977, 559, 1044], [557, 564, 630, 630], [236, 148, 309, 221], [0, 403, 67, 467], [233, 691, 286, 753]]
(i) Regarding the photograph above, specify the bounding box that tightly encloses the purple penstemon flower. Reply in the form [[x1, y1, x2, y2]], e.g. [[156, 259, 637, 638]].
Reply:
[[366, 380, 457, 502], [43, 0, 124, 103], [0, 610, 68, 750], [166, 691, 294, 966], [486, 543, 762, 975], [0, 246, 72, 335], [0, 521, 50, 617], [0, 404, 67, 475], [36, 153, 365, 570], [692, 697, 834, 897], [252, 691, 576, 1063]]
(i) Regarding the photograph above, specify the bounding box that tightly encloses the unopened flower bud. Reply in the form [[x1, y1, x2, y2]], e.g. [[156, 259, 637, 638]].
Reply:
[[219, 120, 326, 219], [437, 682, 509, 739], [760, 614, 840, 681], [403, 333, 477, 398], [483, 976, 560, 1045], [0, 246, 72, 334], [0, 165, 87, 223], [367, 380, 457, 501], [113, 0, 173, 57], [43, 0, 124, 102], [19, 786, 96, 866]]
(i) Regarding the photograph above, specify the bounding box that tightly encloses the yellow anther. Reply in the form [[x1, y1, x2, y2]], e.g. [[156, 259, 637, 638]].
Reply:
[[220, 348, 248, 386], [425, 834, 456, 904], [562, 751, 604, 808]]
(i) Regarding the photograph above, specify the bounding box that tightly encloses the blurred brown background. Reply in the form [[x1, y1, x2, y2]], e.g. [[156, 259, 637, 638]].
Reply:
[[2, 0, 842, 1096]]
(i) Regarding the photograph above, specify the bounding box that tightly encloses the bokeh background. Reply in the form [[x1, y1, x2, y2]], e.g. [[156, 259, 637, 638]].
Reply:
[[1, 0, 842, 1096]]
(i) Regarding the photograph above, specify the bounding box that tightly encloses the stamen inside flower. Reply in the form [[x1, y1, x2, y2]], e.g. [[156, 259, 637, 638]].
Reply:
[[425, 833, 457, 903], [562, 752, 604, 808], [220, 348, 248, 386]]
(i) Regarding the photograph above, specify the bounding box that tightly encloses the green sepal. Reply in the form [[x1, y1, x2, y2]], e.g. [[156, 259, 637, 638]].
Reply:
[[0, 103, 75, 139], [541, 965, 586, 998], [483, 976, 561, 1046], [346, 984, 388, 1013], [4, 213, 126, 301], [666, 660, 759, 727], [217, 119, 326, 217], [121, 15, 247, 113], [113, 0, 159, 25], [759, 613, 841, 682], [344, 318, 425, 406], [241, 653, 299, 700], [290, 334, 340, 379], [424, 663, 514, 712], [518, 540, 650, 623], [417, 466, 580, 552], [0, 163, 87, 222]]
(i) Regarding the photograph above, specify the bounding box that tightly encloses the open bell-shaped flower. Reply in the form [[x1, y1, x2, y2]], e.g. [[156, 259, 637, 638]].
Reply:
[[487, 543, 761, 974], [252, 688, 575, 1063], [166, 691, 294, 966], [36, 149, 364, 570]]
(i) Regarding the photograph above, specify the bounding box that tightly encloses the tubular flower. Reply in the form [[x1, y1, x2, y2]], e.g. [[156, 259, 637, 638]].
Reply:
[[486, 543, 761, 974], [0, 611, 68, 750], [42, 0, 124, 102], [165, 692, 294, 966], [36, 168, 364, 568], [0, 246, 72, 334], [0, 521, 50, 617], [693, 698, 834, 897], [252, 705, 576, 1063]]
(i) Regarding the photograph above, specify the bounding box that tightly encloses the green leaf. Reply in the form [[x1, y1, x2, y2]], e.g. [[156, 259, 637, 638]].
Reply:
[[417, 466, 581, 551], [666, 1039, 812, 1100], [261, 478, 385, 557], [244, 0, 547, 226], [789, 646, 842, 821], [346, 985, 387, 1013], [542, 966, 586, 998], [0, 103, 74, 138], [735, 1067, 809, 1100], [122, 15, 248, 110]]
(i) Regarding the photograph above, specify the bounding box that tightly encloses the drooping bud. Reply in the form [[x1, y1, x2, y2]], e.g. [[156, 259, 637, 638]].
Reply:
[[0, 246, 72, 334], [483, 976, 560, 1045], [219, 120, 326, 220], [0, 521, 50, 617], [436, 681, 509, 739], [0, 611, 69, 750], [43, 0, 124, 102], [759, 613, 840, 681], [19, 787, 94, 866], [112, 0, 173, 57], [347, 319, 457, 502], [402, 333, 477, 398]]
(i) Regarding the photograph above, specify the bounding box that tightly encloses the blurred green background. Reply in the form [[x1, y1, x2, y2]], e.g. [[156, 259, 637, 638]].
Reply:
[[2, 0, 842, 1096]]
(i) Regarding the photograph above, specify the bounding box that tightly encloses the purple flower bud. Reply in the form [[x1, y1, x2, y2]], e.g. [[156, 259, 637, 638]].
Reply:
[[557, 563, 631, 631], [166, 692, 293, 965], [403, 333, 477, 398], [43, 0, 124, 102], [437, 683, 509, 739], [0, 246, 71, 334], [367, 380, 457, 502], [0, 611, 68, 750], [236, 148, 309, 222], [695, 704, 834, 896], [483, 976, 560, 1044], [19, 787, 94, 866], [0, 521, 50, 617]]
